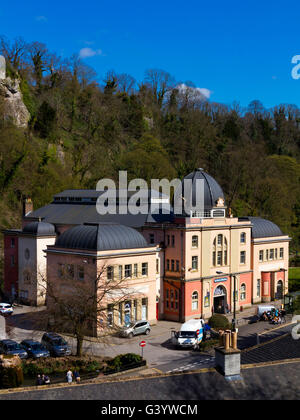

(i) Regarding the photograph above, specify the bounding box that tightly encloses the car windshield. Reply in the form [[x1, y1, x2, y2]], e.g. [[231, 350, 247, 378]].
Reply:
[[52, 338, 67, 346], [7, 343, 22, 351], [124, 322, 135, 328], [30, 344, 44, 351], [179, 331, 196, 338]]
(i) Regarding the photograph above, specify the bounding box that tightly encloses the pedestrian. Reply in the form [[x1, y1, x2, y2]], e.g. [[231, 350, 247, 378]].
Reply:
[[74, 370, 81, 384], [43, 374, 51, 385], [36, 374, 43, 386], [66, 369, 73, 384]]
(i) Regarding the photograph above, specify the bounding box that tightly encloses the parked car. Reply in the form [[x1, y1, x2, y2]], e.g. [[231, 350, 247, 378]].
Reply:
[[41, 332, 71, 357], [20, 340, 50, 359], [0, 339, 28, 359], [0, 303, 13, 316], [120, 321, 151, 338]]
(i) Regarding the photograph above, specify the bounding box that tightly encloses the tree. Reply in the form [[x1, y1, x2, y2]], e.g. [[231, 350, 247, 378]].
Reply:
[[144, 69, 175, 107], [41, 261, 139, 357]]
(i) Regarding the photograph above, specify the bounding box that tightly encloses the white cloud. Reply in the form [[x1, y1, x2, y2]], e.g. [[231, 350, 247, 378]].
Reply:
[[36, 16, 47, 22], [177, 83, 212, 99], [79, 47, 103, 59]]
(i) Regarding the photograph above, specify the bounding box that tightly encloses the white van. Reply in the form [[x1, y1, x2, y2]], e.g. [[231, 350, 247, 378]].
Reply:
[[171, 319, 205, 349]]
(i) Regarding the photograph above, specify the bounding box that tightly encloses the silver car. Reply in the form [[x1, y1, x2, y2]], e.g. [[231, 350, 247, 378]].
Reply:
[[120, 321, 151, 338]]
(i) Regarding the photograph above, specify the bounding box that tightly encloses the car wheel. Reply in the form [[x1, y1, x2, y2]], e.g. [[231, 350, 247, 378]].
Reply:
[[193, 343, 199, 351], [145, 329, 150, 335], [128, 333, 133, 339]]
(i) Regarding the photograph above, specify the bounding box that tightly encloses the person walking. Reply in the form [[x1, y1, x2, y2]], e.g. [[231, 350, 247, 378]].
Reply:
[[74, 370, 81, 384], [66, 369, 73, 384]]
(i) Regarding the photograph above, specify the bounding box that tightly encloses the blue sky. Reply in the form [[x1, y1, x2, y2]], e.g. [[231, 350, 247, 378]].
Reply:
[[1, 0, 300, 108]]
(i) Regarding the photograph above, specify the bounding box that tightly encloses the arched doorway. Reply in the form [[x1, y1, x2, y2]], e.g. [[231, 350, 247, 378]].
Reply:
[[276, 280, 283, 300], [214, 285, 227, 314]]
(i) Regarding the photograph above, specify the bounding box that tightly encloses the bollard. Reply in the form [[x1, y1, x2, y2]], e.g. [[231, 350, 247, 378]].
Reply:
[[226, 330, 232, 347], [219, 330, 225, 346]]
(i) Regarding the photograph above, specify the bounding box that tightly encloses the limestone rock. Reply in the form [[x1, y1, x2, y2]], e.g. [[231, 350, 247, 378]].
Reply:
[[0, 77, 30, 128]]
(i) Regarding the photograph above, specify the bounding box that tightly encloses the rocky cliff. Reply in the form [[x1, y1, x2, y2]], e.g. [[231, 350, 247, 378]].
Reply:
[[0, 77, 30, 128]]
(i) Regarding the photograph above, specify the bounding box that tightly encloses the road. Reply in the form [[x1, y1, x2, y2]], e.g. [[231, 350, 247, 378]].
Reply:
[[2, 305, 296, 375]]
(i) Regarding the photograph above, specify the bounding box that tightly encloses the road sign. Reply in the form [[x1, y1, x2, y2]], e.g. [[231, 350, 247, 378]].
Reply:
[[196, 330, 200, 335], [139, 341, 146, 347]]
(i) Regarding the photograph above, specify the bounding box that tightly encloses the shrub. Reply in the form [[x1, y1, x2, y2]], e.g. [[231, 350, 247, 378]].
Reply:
[[208, 314, 230, 330], [106, 353, 142, 372]]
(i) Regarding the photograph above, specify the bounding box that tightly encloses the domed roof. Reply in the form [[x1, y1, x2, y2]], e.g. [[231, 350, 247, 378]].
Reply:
[[240, 217, 284, 239], [174, 168, 225, 215], [23, 221, 56, 236], [55, 224, 149, 251]]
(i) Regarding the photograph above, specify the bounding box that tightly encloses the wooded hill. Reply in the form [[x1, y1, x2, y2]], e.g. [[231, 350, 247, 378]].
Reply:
[[0, 36, 299, 261]]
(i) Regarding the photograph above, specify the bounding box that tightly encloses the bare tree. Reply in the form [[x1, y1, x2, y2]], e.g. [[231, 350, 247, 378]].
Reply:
[[39, 261, 139, 357], [144, 68, 175, 107]]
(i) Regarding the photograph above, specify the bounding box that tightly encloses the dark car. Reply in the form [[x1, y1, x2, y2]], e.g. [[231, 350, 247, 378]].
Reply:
[[0, 339, 28, 359], [20, 340, 50, 359], [41, 333, 71, 357]]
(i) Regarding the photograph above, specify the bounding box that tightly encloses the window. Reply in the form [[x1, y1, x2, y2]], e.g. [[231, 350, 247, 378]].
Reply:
[[134, 264, 138, 277], [166, 259, 170, 271], [240, 284, 246, 301], [217, 251, 222, 266], [259, 250, 264, 262], [192, 291, 198, 310], [10, 255, 15, 267], [119, 265, 123, 280], [142, 263, 148, 276], [212, 251, 216, 266], [166, 289, 169, 308], [167, 235, 170, 246], [257, 279, 261, 297], [192, 256, 198, 271], [176, 260, 179, 272], [171, 235, 175, 247], [107, 266, 114, 280], [149, 234, 155, 244], [266, 249, 269, 260], [240, 232, 246, 243], [125, 265, 132, 278], [275, 249, 278, 260], [217, 234, 223, 245], [156, 259, 159, 274], [192, 236, 198, 248], [171, 259, 175, 271], [23, 272, 31, 285], [10, 238, 15, 248], [240, 251, 246, 264], [66, 264, 74, 278], [175, 290, 179, 310], [224, 250, 227, 266], [269, 249, 274, 260], [78, 266, 84, 281], [107, 305, 114, 327], [25, 249, 30, 260], [280, 248, 284, 259], [170, 289, 174, 309]]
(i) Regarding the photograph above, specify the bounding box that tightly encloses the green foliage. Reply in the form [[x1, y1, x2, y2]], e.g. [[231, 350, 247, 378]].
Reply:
[[106, 353, 142, 371], [19, 78, 37, 117], [22, 356, 106, 378], [292, 296, 300, 315], [289, 268, 300, 293], [208, 314, 231, 330], [0, 360, 24, 389], [199, 339, 219, 352]]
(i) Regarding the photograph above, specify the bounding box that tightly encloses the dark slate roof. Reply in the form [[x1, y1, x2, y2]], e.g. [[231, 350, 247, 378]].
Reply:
[[26, 203, 173, 228], [239, 217, 284, 238], [22, 221, 56, 236], [55, 224, 150, 251], [173, 168, 225, 214]]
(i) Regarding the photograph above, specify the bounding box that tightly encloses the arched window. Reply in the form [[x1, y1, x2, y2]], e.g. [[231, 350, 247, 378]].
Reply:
[[192, 291, 198, 310], [240, 284, 246, 301], [276, 280, 283, 299], [212, 235, 228, 267]]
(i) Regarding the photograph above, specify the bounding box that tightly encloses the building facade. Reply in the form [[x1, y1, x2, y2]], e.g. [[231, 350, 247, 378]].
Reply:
[[2, 169, 290, 327]]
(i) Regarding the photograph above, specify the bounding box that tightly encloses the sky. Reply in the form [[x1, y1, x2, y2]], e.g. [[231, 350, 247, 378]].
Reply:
[[1, 0, 300, 108]]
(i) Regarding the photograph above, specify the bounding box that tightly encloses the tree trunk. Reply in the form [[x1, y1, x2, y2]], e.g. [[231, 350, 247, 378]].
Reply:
[[76, 336, 83, 357]]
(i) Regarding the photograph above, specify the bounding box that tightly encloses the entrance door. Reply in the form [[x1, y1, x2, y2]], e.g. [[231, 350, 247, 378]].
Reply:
[[214, 285, 227, 314], [276, 280, 283, 300]]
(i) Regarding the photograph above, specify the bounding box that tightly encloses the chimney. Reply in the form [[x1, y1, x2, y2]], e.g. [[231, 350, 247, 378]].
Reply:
[[23, 197, 33, 217]]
